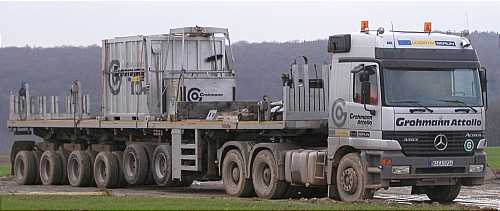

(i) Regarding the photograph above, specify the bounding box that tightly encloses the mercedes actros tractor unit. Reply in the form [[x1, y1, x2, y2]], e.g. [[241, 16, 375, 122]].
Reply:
[[8, 22, 488, 202]]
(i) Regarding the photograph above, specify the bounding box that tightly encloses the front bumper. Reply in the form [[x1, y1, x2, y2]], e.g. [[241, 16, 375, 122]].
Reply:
[[376, 150, 486, 186]]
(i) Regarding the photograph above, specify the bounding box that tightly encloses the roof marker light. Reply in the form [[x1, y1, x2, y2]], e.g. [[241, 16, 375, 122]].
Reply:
[[361, 20, 369, 33], [424, 22, 432, 33]]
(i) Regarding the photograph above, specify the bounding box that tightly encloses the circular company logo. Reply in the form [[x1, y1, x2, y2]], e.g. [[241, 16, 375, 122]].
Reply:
[[187, 88, 202, 102], [464, 139, 474, 152], [331, 98, 347, 127], [434, 134, 448, 151]]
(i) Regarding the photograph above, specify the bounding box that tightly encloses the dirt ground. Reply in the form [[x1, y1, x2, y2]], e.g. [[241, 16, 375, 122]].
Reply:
[[0, 176, 498, 210]]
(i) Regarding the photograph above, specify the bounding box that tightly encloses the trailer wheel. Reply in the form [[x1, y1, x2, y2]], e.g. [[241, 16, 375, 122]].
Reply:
[[425, 184, 461, 202], [39, 150, 64, 185], [123, 144, 149, 185], [13, 151, 38, 185], [152, 145, 175, 186], [67, 150, 92, 187], [251, 150, 288, 199], [335, 152, 371, 202], [112, 151, 127, 187], [57, 150, 69, 185], [94, 151, 120, 188], [32, 151, 42, 185], [86, 151, 97, 187], [222, 149, 254, 196]]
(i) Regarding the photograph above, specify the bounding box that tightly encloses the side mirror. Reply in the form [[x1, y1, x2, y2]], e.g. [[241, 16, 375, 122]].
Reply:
[[479, 67, 488, 110], [361, 81, 371, 104], [479, 67, 487, 92]]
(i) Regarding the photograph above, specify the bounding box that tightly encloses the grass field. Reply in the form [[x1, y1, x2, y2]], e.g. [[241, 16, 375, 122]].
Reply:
[[0, 164, 10, 177], [486, 147, 500, 170], [0, 195, 469, 210]]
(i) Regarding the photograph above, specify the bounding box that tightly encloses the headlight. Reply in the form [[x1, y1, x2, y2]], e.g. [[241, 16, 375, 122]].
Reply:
[[469, 164, 484, 173], [392, 166, 410, 174]]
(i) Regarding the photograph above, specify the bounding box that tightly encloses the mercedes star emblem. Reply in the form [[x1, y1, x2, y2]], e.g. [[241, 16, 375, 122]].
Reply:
[[434, 134, 448, 151]]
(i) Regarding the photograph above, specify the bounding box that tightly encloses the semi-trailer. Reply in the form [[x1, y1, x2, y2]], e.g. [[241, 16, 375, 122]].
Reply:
[[8, 23, 487, 202]]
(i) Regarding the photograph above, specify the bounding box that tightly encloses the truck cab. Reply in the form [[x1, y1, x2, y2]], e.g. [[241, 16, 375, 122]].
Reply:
[[326, 22, 487, 202]]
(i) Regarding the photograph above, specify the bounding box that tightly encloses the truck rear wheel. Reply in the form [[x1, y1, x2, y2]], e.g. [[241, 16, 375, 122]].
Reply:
[[13, 150, 38, 185], [123, 144, 149, 185], [425, 184, 461, 202], [152, 144, 175, 186], [222, 149, 254, 197], [336, 152, 371, 202], [39, 150, 64, 185], [94, 151, 120, 188], [67, 150, 93, 187], [251, 150, 288, 199]]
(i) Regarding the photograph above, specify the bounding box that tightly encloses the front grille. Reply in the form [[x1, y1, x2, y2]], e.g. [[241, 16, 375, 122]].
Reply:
[[383, 131, 482, 157]]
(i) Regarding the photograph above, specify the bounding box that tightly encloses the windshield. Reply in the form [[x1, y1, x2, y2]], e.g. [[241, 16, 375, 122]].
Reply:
[[383, 68, 483, 107]]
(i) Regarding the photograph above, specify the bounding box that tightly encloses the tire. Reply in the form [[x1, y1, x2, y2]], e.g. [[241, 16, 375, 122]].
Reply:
[[335, 152, 371, 202], [222, 149, 254, 197], [13, 151, 38, 185], [32, 151, 42, 185], [251, 150, 288, 199], [112, 151, 127, 187], [425, 184, 461, 202], [93, 151, 120, 188], [143, 144, 155, 185], [67, 150, 93, 187], [152, 145, 176, 186], [86, 151, 97, 187], [57, 150, 69, 185], [123, 144, 149, 185], [39, 150, 64, 185]]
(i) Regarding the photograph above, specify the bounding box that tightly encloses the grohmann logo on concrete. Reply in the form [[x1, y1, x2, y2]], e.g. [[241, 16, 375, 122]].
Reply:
[[396, 118, 482, 127]]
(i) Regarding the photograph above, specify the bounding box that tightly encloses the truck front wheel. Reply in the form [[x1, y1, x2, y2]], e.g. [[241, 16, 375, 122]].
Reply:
[[222, 149, 254, 197], [251, 150, 288, 199], [425, 184, 461, 202], [336, 152, 372, 202]]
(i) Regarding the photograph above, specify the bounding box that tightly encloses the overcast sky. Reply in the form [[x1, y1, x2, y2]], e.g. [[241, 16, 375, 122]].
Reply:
[[1, 1, 499, 47]]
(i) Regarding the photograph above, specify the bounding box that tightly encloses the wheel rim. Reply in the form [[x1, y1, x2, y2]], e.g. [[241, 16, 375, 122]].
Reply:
[[15, 158, 24, 180], [41, 158, 50, 182], [230, 162, 240, 184], [126, 152, 137, 177], [155, 153, 167, 179], [340, 167, 358, 193], [69, 156, 80, 182], [262, 164, 271, 187]]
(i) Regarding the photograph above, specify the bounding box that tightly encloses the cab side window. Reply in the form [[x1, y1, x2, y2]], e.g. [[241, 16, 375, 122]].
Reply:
[[353, 71, 379, 105]]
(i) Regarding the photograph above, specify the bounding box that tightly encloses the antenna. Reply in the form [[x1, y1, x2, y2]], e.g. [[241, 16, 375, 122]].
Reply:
[[391, 21, 396, 48]]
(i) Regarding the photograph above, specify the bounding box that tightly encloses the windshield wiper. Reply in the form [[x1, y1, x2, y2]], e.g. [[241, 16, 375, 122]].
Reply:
[[437, 99, 478, 113], [389, 100, 434, 113]]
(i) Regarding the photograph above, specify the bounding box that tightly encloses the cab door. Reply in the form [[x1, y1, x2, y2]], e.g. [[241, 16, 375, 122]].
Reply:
[[346, 64, 382, 138]]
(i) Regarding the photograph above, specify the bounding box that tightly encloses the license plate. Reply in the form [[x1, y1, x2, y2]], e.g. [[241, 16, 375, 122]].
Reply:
[[431, 160, 454, 167]]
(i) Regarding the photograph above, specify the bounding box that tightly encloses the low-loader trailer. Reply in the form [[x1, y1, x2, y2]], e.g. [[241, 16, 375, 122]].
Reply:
[[8, 23, 487, 202]]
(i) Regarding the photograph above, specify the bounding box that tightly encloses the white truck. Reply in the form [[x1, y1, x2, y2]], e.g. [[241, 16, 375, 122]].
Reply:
[[8, 23, 487, 202]]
